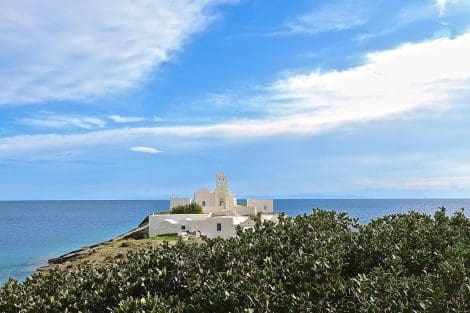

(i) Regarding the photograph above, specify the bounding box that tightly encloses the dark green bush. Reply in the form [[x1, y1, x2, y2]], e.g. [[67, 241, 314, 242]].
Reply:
[[0, 208, 468, 312], [170, 203, 203, 214]]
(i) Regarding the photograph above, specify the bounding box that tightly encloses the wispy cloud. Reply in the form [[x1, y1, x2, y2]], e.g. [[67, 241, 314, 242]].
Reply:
[[18, 113, 106, 129], [205, 93, 234, 108], [108, 115, 146, 123], [129, 146, 161, 154], [266, 33, 470, 124], [281, 0, 371, 35], [436, 0, 458, 16], [356, 0, 470, 43], [0, 0, 228, 105], [355, 3, 439, 42], [18, 113, 151, 129], [153, 116, 165, 122], [2, 33, 470, 155]]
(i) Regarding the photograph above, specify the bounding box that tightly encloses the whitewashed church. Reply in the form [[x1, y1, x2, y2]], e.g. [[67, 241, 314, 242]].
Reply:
[[148, 172, 277, 239]]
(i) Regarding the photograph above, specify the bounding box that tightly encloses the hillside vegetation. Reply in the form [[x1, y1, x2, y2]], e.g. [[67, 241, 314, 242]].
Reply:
[[1, 208, 469, 312], [38, 235, 180, 272]]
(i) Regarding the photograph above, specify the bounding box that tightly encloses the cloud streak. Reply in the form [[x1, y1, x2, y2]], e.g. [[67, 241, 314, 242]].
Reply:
[[0, 0, 226, 105], [1, 34, 470, 156], [18, 113, 152, 129], [281, 0, 371, 35], [18, 113, 106, 129], [129, 146, 161, 154], [108, 115, 146, 123], [436, 0, 457, 16], [267, 33, 470, 124]]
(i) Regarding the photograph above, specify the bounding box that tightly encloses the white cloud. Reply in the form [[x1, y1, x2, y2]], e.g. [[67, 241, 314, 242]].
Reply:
[[267, 33, 470, 129], [19, 113, 148, 128], [205, 93, 234, 108], [1, 34, 470, 155], [108, 115, 146, 123], [283, 0, 370, 35], [153, 116, 165, 122], [129, 146, 161, 154], [355, 1, 470, 43], [18, 113, 106, 129], [436, 0, 458, 16], [355, 2, 438, 42], [0, 0, 226, 105]]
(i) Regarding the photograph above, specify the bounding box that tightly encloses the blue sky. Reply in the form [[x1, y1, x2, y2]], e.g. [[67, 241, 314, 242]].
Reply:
[[1, 0, 470, 199]]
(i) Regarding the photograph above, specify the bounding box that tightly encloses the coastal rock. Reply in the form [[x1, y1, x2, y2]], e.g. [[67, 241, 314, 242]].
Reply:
[[39, 224, 149, 270]]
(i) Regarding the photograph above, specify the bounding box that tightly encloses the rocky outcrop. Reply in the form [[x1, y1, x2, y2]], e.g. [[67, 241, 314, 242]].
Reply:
[[38, 224, 148, 271], [114, 224, 148, 241]]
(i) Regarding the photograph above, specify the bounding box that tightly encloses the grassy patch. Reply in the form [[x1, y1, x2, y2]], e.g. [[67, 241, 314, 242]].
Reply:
[[105, 234, 178, 248]]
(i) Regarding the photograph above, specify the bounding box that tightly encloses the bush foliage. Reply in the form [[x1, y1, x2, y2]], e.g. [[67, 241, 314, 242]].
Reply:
[[170, 203, 203, 214], [1, 208, 468, 312]]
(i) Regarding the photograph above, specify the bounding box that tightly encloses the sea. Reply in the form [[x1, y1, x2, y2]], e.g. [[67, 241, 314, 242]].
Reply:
[[1, 199, 469, 284]]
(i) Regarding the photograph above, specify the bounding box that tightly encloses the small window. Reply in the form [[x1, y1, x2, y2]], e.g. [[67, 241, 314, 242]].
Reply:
[[181, 225, 186, 230], [219, 200, 224, 206], [264, 205, 267, 210], [202, 200, 206, 207], [216, 223, 222, 231]]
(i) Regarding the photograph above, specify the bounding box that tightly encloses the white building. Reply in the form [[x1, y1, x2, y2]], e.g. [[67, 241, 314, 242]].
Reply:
[[148, 213, 256, 239], [148, 213, 211, 237], [170, 171, 273, 216], [149, 172, 276, 239]]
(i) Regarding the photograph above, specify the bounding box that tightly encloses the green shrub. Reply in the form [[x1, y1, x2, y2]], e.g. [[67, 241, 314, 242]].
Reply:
[[0, 208, 468, 312], [170, 203, 203, 214]]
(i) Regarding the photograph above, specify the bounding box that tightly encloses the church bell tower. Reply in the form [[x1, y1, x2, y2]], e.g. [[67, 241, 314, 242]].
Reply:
[[216, 171, 228, 189]]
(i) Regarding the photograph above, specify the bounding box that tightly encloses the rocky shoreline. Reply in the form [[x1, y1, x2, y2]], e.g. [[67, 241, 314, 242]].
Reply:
[[37, 223, 149, 272]]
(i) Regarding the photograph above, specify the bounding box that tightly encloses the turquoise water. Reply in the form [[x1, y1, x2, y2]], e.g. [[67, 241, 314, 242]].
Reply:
[[1, 199, 469, 283], [0, 200, 168, 283]]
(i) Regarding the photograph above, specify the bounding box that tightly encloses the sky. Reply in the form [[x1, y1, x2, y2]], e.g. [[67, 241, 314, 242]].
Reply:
[[1, 0, 470, 199]]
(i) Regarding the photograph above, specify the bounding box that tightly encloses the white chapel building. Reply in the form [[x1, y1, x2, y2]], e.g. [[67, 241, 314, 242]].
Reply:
[[171, 171, 273, 216], [148, 172, 276, 239]]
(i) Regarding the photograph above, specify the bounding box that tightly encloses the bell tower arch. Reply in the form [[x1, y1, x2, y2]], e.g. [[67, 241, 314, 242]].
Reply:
[[216, 171, 228, 188], [215, 171, 229, 209]]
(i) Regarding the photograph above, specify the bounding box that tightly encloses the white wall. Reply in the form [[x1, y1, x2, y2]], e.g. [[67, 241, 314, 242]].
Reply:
[[247, 199, 274, 213], [149, 214, 262, 239], [233, 205, 257, 216], [196, 217, 238, 239], [170, 197, 192, 209], [194, 188, 214, 208], [201, 206, 222, 214], [149, 220, 182, 236], [189, 216, 248, 239], [149, 213, 211, 236], [214, 188, 237, 210]]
